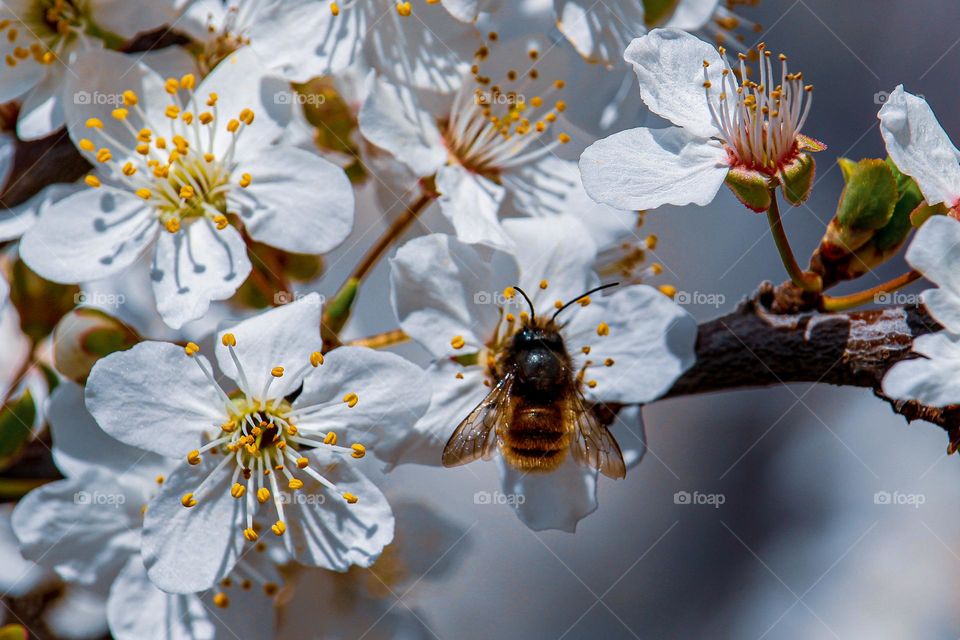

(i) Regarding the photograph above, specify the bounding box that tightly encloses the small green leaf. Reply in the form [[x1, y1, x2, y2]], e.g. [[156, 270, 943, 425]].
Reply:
[[838, 157, 858, 182], [0, 623, 28, 640], [642, 0, 680, 25], [836, 159, 898, 230], [0, 390, 36, 470], [724, 167, 772, 213], [781, 153, 816, 206]]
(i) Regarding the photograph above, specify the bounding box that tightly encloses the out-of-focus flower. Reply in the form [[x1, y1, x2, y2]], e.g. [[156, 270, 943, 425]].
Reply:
[[360, 36, 589, 249], [385, 215, 696, 531], [19, 48, 354, 328], [11, 382, 284, 640], [581, 29, 823, 213], [84, 294, 429, 593], [0, 0, 180, 139]]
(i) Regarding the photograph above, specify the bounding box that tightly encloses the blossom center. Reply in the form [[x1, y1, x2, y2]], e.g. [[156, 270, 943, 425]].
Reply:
[[1, 0, 92, 67], [703, 43, 813, 175]]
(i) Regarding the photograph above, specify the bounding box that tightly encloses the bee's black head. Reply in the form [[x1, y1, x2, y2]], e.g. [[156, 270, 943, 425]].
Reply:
[[511, 326, 565, 354], [508, 325, 569, 390]]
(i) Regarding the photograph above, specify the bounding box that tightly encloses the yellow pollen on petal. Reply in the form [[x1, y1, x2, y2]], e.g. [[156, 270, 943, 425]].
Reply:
[[271, 366, 284, 378], [343, 493, 359, 504], [257, 487, 271, 504], [310, 351, 324, 367], [84, 175, 101, 188], [243, 528, 259, 542], [230, 483, 245, 498], [351, 443, 366, 459], [239, 173, 252, 188], [323, 432, 337, 445], [184, 342, 200, 356], [343, 392, 359, 408], [271, 521, 286, 536], [596, 322, 610, 336], [181, 493, 197, 508], [451, 335, 465, 350], [187, 450, 201, 465]]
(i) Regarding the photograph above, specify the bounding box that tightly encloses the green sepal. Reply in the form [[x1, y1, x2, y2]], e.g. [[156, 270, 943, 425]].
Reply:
[[0, 390, 36, 471], [0, 624, 28, 640], [836, 159, 897, 230], [453, 352, 480, 367], [781, 153, 816, 206], [724, 167, 772, 212], [52, 308, 140, 384], [323, 278, 360, 338]]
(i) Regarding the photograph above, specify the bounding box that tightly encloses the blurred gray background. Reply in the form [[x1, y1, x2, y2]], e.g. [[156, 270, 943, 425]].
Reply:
[[298, 1, 960, 638]]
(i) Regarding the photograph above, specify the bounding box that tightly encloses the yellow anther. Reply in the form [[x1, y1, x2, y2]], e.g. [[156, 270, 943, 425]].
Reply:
[[396, 1, 412, 16], [650, 263, 663, 275], [558, 133, 571, 144], [531, 96, 543, 108], [239, 108, 254, 125], [84, 175, 101, 188], [296, 457, 309, 469], [645, 234, 658, 249], [181, 493, 197, 508], [221, 333, 236, 347], [539, 279, 549, 289], [271, 521, 286, 536], [164, 78, 179, 94], [199, 111, 214, 125], [503, 286, 516, 299], [310, 351, 324, 367], [221, 420, 237, 433], [187, 450, 201, 465], [135, 143, 150, 155], [658, 284, 677, 298], [587, 380, 597, 388], [78, 138, 95, 151], [184, 342, 200, 356], [122, 162, 137, 177], [179, 186, 194, 199], [243, 527, 259, 542], [343, 493, 359, 504], [165, 105, 180, 119], [286, 424, 298, 436], [578, 296, 590, 307], [204, 153, 215, 162], [323, 431, 337, 445], [604, 358, 615, 367], [230, 483, 246, 498], [264, 583, 278, 596], [288, 478, 304, 490], [85, 118, 104, 129], [206, 92, 219, 107], [180, 73, 196, 90], [257, 487, 271, 504], [156, 475, 165, 484], [96, 148, 112, 163], [450, 335, 465, 350], [597, 322, 610, 336], [554, 79, 565, 89], [239, 173, 252, 188], [227, 119, 240, 133], [271, 366, 284, 378], [343, 392, 359, 408], [245, 442, 258, 455], [213, 593, 229, 608], [582, 345, 591, 355], [554, 300, 564, 309], [330, 2, 340, 15], [351, 443, 366, 459], [122, 90, 138, 106]]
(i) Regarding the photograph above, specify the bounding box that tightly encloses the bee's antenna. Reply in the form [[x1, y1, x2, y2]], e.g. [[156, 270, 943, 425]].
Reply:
[[551, 282, 620, 320], [512, 286, 536, 321]]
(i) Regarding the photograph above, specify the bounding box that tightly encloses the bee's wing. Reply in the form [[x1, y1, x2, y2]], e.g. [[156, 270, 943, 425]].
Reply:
[[569, 393, 627, 480], [442, 374, 513, 467]]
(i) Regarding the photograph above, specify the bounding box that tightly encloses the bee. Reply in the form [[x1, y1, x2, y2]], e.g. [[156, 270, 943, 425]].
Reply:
[[442, 283, 626, 479]]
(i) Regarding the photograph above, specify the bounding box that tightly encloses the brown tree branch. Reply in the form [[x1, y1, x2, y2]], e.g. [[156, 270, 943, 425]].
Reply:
[[663, 281, 959, 442]]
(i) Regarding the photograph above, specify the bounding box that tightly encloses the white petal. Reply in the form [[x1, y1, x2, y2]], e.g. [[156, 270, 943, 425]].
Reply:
[[107, 557, 217, 640], [0, 504, 53, 598], [86, 341, 223, 457], [390, 233, 518, 358], [89, 0, 178, 37], [882, 332, 960, 407], [663, 0, 720, 30], [564, 285, 698, 404], [436, 164, 511, 250], [12, 472, 141, 586], [214, 293, 323, 400], [152, 221, 252, 330], [16, 65, 65, 140], [554, 0, 645, 65], [284, 449, 394, 571], [376, 360, 488, 468], [502, 215, 599, 310], [244, 0, 347, 82], [44, 588, 109, 640], [230, 146, 354, 254], [442, 0, 480, 21], [19, 189, 156, 284], [0, 182, 81, 243], [358, 78, 447, 178], [614, 405, 647, 469], [142, 457, 245, 593], [623, 28, 723, 138], [905, 215, 960, 333], [48, 383, 166, 478], [498, 455, 598, 532], [0, 40, 44, 104], [580, 126, 728, 210], [501, 156, 582, 219], [879, 86, 960, 207]]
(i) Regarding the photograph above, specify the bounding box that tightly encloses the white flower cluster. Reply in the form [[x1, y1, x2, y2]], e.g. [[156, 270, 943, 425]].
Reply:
[[0, 0, 819, 637]]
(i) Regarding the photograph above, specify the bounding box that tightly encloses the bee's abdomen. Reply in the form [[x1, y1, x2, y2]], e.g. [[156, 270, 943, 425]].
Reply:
[[500, 403, 570, 473]]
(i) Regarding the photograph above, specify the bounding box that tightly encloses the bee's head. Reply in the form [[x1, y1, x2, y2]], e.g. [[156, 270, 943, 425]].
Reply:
[[511, 325, 566, 355]]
